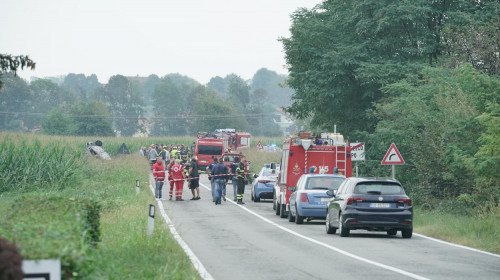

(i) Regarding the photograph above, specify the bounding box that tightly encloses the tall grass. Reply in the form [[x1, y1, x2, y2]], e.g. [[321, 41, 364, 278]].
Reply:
[[0, 133, 84, 193], [414, 207, 500, 254], [0, 133, 201, 279]]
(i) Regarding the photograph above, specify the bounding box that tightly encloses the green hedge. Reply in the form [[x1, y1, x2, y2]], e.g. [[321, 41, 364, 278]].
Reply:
[[0, 196, 100, 279]]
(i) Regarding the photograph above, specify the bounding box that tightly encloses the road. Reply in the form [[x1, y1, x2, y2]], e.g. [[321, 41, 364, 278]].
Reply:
[[155, 175, 500, 280]]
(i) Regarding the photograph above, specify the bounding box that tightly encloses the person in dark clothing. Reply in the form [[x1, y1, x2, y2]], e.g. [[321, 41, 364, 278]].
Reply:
[[207, 157, 218, 202], [230, 157, 240, 201], [211, 158, 229, 205], [236, 162, 246, 204], [189, 157, 200, 200]]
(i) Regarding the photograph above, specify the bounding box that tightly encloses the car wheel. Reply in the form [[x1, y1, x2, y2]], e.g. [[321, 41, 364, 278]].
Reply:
[[280, 204, 287, 218], [295, 206, 304, 224], [288, 208, 295, 222], [275, 200, 280, 215], [402, 228, 413, 239], [325, 212, 336, 234], [254, 190, 260, 202], [387, 229, 397, 236], [339, 214, 350, 237], [251, 189, 254, 201]]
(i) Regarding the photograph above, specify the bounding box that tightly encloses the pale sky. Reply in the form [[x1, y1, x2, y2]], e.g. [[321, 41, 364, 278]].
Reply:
[[1, 0, 321, 84]]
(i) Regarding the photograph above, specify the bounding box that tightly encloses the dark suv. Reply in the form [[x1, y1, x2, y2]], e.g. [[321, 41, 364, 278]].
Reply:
[[325, 177, 413, 238]]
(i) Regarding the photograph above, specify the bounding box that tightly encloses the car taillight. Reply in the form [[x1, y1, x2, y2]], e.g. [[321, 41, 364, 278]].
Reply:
[[396, 198, 412, 206], [346, 197, 365, 205], [299, 193, 309, 202]]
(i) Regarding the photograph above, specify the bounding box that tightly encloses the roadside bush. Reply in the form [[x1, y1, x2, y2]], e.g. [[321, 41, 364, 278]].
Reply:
[[0, 196, 100, 279]]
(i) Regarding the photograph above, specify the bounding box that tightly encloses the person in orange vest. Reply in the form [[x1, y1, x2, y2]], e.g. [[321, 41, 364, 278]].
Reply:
[[152, 156, 166, 200], [169, 159, 186, 201]]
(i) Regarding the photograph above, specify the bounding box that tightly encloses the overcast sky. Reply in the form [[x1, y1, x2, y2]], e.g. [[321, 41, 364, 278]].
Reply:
[[1, 0, 321, 84]]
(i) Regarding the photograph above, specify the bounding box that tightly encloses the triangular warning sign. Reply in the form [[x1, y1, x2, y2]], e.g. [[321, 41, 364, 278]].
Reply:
[[381, 143, 405, 165], [256, 141, 264, 149]]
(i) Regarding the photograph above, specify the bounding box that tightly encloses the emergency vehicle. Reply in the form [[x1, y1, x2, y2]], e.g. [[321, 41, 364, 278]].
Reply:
[[273, 132, 352, 218], [214, 128, 251, 151], [194, 132, 224, 171], [220, 152, 250, 183]]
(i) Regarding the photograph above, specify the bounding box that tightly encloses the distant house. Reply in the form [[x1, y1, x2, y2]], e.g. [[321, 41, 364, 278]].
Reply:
[[126, 75, 149, 83], [274, 108, 295, 136]]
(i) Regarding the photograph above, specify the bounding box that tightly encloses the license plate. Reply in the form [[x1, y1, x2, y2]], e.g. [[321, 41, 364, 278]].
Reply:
[[321, 197, 331, 202], [370, 203, 390, 208]]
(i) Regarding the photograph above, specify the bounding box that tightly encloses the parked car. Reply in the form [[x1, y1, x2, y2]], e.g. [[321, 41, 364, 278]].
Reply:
[[325, 177, 413, 238], [288, 174, 346, 224], [251, 167, 279, 202]]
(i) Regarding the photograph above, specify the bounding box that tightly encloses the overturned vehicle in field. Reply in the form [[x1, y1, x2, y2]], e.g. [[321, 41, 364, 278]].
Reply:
[[86, 140, 111, 160]]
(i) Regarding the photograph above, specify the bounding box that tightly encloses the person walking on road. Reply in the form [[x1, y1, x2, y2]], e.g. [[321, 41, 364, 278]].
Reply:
[[152, 156, 166, 200], [189, 157, 201, 200], [230, 156, 240, 201], [169, 159, 185, 201], [148, 144, 158, 168], [236, 162, 246, 204], [211, 158, 229, 205], [207, 157, 218, 202]]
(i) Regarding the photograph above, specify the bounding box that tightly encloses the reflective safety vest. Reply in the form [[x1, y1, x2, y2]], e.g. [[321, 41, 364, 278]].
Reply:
[[236, 167, 245, 179]]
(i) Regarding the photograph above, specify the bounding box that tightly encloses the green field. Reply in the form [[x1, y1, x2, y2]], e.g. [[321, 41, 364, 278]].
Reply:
[[0, 133, 498, 279]]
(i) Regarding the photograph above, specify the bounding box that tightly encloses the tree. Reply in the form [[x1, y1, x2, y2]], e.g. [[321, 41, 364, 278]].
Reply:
[[369, 64, 500, 206], [280, 0, 467, 136], [30, 79, 75, 113], [41, 106, 74, 135], [251, 68, 294, 107], [92, 75, 144, 136], [0, 54, 35, 89], [0, 73, 32, 131], [192, 89, 248, 133], [69, 102, 115, 136]]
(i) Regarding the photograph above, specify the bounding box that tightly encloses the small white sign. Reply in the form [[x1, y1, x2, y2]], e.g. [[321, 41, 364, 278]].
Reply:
[[350, 142, 365, 161], [23, 259, 61, 280]]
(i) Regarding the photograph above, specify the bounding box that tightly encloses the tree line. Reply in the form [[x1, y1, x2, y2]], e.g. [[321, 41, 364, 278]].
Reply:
[[0, 68, 295, 137], [281, 0, 500, 214]]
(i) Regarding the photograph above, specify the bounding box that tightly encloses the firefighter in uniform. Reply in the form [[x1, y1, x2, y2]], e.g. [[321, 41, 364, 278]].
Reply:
[[236, 162, 246, 204]]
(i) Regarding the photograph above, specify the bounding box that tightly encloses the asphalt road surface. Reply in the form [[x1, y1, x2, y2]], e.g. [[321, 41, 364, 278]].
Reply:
[[155, 175, 500, 280]]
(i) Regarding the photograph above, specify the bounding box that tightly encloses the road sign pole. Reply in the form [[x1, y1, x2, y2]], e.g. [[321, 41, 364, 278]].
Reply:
[[356, 162, 358, 177], [392, 165, 395, 178]]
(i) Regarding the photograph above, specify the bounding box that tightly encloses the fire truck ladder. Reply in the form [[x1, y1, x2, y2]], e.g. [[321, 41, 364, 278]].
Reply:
[[335, 145, 347, 175]]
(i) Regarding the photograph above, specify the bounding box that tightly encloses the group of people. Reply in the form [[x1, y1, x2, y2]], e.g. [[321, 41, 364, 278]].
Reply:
[[143, 143, 200, 202], [142, 143, 247, 205], [207, 157, 246, 205]]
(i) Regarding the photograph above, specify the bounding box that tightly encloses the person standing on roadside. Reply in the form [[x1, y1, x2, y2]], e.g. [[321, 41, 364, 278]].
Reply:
[[207, 157, 218, 202], [236, 162, 246, 204], [152, 156, 166, 200], [211, 157, 229, 205], [188, 157, 200, 200], [148, 144, 158, 168], [230, 157, 240, 201], [169, 159, 185, 201]]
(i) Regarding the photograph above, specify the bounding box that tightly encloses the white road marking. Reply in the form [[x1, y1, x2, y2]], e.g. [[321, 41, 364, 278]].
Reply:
[[149, 178, 214, 280], [413, 233, 500, 258], [198, 181, 429, 280]]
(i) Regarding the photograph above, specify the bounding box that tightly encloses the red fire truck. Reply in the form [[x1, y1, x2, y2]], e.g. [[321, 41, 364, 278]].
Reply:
[[194, 133, 225, 171], [214, 129, 251, 151], [273, 132, 352, 218]]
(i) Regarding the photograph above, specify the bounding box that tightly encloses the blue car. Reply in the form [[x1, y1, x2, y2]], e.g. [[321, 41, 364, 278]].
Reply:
[[251, 167, 278, 202], [288, 174, 346, 224]]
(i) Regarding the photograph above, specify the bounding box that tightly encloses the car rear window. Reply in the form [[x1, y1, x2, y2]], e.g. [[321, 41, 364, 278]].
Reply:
[[306, 177, 345, 190], [354, 182, 404, 195], [262, 169, 278, 177]]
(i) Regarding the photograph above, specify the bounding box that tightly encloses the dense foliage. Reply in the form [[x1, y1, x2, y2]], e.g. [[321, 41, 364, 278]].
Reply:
[[281, 0, 500, 214], [0, 69, 292, 137]]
